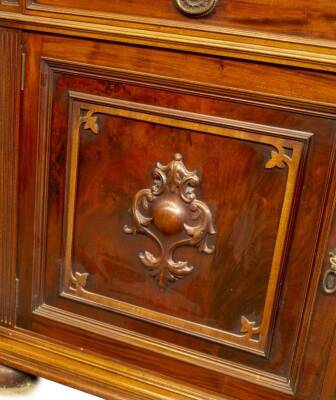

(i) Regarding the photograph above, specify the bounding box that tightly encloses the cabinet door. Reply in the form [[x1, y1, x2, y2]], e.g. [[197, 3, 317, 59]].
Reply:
[[17, 33, 336, 399]]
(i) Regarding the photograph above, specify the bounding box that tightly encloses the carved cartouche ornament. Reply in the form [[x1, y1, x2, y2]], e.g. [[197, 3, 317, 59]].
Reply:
[[173, 0, 219, 17], [124, 153, 216, 289]]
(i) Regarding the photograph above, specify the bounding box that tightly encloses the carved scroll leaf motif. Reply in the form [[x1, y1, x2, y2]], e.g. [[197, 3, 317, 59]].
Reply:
[[124, 153, 216, 290], [173, 0, 219, 17]]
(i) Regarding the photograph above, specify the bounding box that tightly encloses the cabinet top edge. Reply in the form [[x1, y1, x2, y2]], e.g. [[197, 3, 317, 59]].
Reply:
[[1, 11, 336, 73]]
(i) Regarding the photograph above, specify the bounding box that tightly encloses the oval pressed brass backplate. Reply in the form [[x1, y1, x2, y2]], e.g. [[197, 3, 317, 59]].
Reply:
[[173, 0, 219, 17], [323, 250, 336, 294]]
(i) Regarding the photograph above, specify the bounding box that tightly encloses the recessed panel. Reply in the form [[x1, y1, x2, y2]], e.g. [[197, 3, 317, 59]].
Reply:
[[16, 35, 336, 398], [42, 76, 307, 353]]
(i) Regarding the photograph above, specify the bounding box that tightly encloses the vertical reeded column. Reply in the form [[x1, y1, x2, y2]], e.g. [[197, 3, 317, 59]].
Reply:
[[0, 28, 21, 326]]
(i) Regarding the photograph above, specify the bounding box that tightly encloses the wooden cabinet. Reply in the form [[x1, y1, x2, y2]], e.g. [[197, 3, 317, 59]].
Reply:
[[0, 2, 335, 399]]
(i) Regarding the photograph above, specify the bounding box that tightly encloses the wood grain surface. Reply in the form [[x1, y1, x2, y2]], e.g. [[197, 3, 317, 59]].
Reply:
[[12, 32, 336, 399]]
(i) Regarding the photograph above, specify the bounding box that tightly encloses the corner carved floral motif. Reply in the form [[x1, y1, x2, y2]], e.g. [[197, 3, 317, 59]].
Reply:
[[80, 110, 99, 135], [240, 316, 260, 340], [70, 271, 88, 292], [124, 153, 216, 290], [265, 146, 292, 169]]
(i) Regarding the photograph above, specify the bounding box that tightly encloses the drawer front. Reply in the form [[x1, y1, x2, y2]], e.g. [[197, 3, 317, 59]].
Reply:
[[26, 0, 336, 41], [18, 34, 336, 399]]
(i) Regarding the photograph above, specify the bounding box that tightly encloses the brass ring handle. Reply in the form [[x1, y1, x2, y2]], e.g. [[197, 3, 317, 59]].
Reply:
[[323, 250, 336, 294], [173, 0, 219, 17]]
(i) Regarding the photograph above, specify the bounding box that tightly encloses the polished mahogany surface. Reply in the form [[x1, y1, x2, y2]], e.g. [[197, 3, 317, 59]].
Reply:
[[0, 1, 336, 399], [48, 73, 286, 328], [26, 0, 336, 41], [9, 32, 336, 399]]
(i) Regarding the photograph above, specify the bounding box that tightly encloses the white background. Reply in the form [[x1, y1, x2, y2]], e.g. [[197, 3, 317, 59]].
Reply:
[[0, 379, 101, 399]]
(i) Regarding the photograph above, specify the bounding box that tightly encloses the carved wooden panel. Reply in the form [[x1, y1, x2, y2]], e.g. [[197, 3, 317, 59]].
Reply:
[[57, 89, 308, 355], [16, 34, 336, 399], [0, 28, 20, 326]]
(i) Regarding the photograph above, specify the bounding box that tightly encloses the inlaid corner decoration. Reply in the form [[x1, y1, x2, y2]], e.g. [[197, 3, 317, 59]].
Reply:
[[59, 91, 310, 355], [240, 316, 260, 339], [265, 146, 292, 169], [124, 153, 216, 289]]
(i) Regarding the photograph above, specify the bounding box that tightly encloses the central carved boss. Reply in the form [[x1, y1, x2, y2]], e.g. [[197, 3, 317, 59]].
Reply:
[[124, 153, 216, 289]]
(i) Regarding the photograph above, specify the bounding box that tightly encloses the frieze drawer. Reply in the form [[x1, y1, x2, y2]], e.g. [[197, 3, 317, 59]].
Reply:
[[23, 0, 336, 42]]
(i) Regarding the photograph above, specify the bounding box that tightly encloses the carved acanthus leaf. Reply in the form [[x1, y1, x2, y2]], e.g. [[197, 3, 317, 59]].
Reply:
[[124, 153, 216, 289]]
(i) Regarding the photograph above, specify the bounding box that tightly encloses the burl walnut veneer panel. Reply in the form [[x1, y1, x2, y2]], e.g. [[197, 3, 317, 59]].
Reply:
[[13, 33, 336, 399]]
